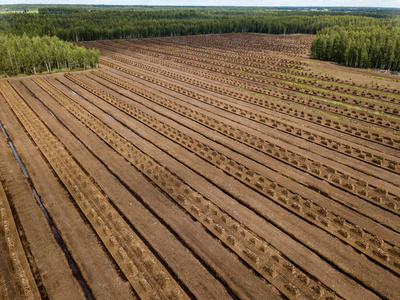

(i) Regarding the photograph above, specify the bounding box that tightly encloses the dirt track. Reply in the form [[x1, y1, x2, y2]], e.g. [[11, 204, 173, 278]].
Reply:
[[0, 33, 399, 299]]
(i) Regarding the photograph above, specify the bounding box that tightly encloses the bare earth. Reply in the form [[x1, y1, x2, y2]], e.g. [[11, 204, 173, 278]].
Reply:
[[0, 33, 399, 299]]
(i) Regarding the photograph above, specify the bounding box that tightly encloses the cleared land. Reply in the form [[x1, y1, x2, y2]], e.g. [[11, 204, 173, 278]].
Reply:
[[0, 33, 400, 299]]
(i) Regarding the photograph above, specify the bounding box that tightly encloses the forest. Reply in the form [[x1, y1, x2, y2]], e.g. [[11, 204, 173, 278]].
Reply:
[[311, 26, 400, 71], [2, 9, 400, 41], [0, 34, 99, 76], [0, 6, 399, 75]]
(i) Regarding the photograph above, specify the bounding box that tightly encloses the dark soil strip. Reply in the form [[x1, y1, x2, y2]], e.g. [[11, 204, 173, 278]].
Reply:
[[0, 121, 93, 300]]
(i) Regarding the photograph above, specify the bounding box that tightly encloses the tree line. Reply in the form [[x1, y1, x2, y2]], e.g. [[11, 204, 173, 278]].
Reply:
[[1, 9, 399, 41], [311, 26, 400, 71], [0, 7, 399, 74], [0, 34, 99, 76]]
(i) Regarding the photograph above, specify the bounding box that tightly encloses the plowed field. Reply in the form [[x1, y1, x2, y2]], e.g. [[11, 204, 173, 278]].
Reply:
[[1, 33, 399, 300]]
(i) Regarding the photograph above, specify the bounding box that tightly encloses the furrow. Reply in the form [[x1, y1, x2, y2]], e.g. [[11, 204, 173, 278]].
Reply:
[[35, 75, 339, 299], [101, 49, 400, 134], [111, 40, 400, 104], [0, 80, 189, 300], [101, 55, 400, 162], [83, 69, 400, 216], [0, 176, 40, 300], [65, 72, 400, 277]]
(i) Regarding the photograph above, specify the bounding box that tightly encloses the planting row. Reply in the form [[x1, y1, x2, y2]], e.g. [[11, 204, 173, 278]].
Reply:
[[106, 39, 400, 101], [0, 174, 40, 300], [152, 33, 315, 56], [144, 37, 400, 94], [65, 71, 400, 279], [99, 59, 400, 178], [34, 75, 338, 299], [101, 52, 400, 143], [1, 79, 188, 300]]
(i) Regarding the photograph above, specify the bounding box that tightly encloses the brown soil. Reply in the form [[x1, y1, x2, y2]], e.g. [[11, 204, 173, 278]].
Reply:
[[0, 33, 399, 299]]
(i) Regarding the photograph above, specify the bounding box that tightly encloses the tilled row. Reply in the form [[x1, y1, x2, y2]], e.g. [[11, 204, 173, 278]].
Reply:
[[131, 37, 309, 66], [96, 60, 400, 181], [99, 44, 400, 119], [101, 53, 400, 149], [65, 72, 400, 277], [136, 51, 400, 133], [132, 51, 400, 117], [107, 40, 306, 71], [98, 58, 400, 159], [0, 80, 188, 300], [156, 33, 314, 56], [149, 37, 399, 95], [0, 176, 40, 300], [88, 69, 400, 215], [98, 44, 400, 132], [109, 40, 400, 102], [40, 74, 339, 299]]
